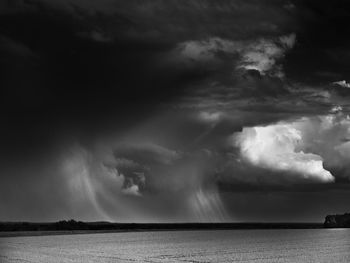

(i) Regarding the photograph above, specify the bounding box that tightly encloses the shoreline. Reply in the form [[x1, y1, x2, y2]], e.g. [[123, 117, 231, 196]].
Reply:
[[0, 223, 326, 238]]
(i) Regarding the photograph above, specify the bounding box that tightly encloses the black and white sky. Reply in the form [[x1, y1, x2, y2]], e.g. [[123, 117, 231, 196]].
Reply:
[[1, 0, 350, 223]]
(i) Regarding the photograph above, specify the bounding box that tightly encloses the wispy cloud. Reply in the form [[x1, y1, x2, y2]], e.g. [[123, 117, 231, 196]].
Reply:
[[332, 80, 350, 88], [176, 33, 296, 77]]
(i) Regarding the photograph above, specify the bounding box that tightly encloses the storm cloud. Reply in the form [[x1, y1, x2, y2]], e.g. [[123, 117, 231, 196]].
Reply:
[[1, 0, 350, 223]]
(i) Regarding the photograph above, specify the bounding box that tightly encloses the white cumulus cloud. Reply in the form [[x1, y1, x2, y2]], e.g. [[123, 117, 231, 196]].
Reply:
[[232, 118, 336, 183]]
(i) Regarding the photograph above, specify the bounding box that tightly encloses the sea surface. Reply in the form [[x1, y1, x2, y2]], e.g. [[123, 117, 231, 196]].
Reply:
[[0, 229, 349, 262]]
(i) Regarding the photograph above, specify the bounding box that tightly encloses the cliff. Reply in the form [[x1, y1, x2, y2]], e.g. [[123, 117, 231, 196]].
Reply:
[[324, 213, 350, 228]]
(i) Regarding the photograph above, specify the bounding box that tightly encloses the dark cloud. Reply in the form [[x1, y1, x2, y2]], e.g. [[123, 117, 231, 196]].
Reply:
[[284, 0, 350, 84], [16, 0, 296, 39], [0, 3, 205, 161]]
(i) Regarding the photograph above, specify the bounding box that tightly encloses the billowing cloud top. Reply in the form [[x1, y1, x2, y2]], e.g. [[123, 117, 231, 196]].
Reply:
[[233, 119, 333, 183]]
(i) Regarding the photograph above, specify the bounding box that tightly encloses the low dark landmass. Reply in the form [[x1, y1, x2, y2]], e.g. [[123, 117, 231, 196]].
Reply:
[[3, 213, 349, 238], [0, 220, 324, 232], [324, 213, 350, 228], [0, 220, 325, 237]]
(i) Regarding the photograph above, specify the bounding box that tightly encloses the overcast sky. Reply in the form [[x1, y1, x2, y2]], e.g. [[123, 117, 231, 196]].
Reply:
[[1, 0, 350, 223]]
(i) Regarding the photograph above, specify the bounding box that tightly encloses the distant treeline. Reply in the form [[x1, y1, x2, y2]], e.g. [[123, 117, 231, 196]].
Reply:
[[1, 213, 349, 233], [0, 220, 325, 232], [324, 213, 350, 228], [0, 220, 91, 232]]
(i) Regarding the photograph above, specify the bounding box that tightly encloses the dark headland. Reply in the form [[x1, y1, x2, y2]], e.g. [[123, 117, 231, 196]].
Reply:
[[324, 213, 350, 228], [1, 213, 349, 237]]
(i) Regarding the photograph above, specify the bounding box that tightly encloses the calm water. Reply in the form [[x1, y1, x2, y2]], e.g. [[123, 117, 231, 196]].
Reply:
[[0, 229, 349, 262]]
